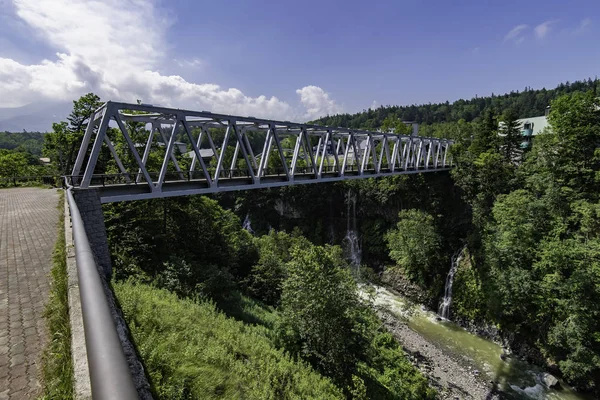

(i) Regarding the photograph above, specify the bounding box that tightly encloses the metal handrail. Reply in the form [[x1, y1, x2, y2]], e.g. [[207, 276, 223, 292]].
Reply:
[[66, 187, 138, 399]]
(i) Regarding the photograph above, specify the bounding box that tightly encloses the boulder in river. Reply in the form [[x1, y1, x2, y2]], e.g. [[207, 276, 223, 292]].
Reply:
[[542, 372, 559, 388]]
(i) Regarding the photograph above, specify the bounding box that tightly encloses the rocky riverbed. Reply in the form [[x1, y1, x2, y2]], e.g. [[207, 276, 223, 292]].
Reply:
[[379, 311, 501, 400]]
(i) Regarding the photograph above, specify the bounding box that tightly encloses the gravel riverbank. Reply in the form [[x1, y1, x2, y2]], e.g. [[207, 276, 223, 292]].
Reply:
[[378, 311, 501, 400]]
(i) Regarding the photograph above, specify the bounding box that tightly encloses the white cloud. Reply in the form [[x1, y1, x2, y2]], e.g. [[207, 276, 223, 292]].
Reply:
[[504, 24, 528, 42], [0, 0, 342, 121], [534, 20, 558, 39], [173, 58, 203, 68], [296, 86, 343, 120], [575, 17, 592, 34]]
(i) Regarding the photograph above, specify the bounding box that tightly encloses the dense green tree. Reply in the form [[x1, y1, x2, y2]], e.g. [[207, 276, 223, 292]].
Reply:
[[67, 93, 102, 134], [246, 230, 311, 306], [498, 109, 522, 163], [44, 93, 103, 175], [535, 237, 600, 390], [0, 149, 34, 177], [380, 115, 412, 135], [385, 209, 442, 287], [484, 190, 547, 333], [279, 244, 367, 386], [469, 108, 498, 154], [43, 122, 72, 175], [0, 131, 45, 155], [105, 195, 257, 303], [546, 91, 600, 197]]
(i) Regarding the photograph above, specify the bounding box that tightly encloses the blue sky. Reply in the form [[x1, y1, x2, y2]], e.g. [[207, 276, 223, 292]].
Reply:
[[0, 0, 598, 122]]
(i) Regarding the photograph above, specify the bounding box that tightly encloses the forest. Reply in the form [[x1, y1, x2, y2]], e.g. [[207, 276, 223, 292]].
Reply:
[[15, 78, 600, 398], [313, 78, 599, 129]]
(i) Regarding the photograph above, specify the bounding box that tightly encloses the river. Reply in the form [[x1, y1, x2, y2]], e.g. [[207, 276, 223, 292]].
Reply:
[[366, 285, 593, 400]]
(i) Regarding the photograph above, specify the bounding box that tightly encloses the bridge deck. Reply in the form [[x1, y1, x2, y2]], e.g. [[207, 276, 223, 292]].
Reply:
[[0, 188, 59, 399], [72, 167, 450, 203]]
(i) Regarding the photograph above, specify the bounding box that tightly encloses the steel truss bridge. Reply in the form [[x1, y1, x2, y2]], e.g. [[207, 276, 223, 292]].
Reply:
[[69, 101, 454, 202]]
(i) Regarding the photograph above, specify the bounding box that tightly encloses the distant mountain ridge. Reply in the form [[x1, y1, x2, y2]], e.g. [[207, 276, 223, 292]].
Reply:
[[0, 101, 71, 132]]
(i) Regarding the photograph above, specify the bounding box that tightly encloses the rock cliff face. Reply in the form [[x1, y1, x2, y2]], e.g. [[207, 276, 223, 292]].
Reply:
[[381, 269, 434, 307]]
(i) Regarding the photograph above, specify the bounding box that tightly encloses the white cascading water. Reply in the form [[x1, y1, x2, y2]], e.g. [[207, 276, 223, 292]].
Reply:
[[343, 190, 362, 277], [242, 213, 255, 235], [438, 246, 466, 320]]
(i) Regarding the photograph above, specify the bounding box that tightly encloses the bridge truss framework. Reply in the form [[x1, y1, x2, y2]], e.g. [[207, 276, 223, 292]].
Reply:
[[70, 101, 453, 202]]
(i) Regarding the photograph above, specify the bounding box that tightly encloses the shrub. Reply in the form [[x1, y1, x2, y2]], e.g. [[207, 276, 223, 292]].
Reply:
[[114, 280, 343, 400]]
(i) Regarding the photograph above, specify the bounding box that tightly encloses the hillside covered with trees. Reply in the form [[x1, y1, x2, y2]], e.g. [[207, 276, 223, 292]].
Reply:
[[313, 78, 599, 130]]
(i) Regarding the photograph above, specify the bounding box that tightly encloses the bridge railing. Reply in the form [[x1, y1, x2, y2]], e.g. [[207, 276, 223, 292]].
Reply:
[[65, 163, 393, 188], [65, 187, 138, 399]]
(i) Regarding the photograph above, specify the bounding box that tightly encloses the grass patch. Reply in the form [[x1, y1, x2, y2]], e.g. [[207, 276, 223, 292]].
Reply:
[[41, 190, 74, 399], [113, 280, 344, 399]]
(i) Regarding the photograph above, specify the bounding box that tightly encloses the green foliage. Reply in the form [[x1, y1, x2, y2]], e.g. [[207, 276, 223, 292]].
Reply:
[[450, 110, 516, 228], [312, 78, 598, 127], [451, 264, 485, 322], [0, 149, 39, 176], [41, 191, 74, 399], [114, 280, 343, 400], [44, 93, 102, 175], [278, 245, 365, 385], [0, 131, 45, 155], [385, 209, 442, 287], [544, 91, 600, 196], [0, 148, 51, 186], [245, 230, 310, 306], [498, 109, 522, 162], [278, 243, 434, 399], [459, 92, 600, 391], [381, 115, 412, 135], [105, 195, 257, 304], [535, 237, 600, 390]]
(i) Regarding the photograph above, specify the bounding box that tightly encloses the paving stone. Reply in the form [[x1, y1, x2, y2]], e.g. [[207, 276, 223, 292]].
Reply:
[[0, 188, 59, 399], [9, 374, 28, 392]]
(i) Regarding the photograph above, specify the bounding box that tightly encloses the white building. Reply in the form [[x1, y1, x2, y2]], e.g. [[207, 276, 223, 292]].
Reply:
[[517, 115, 549, 149], [499, 107, 550, 149]]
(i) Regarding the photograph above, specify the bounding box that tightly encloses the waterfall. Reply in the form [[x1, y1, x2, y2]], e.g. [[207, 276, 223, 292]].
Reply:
[[242, 213, 255, 235], [438, 246, 466, 320], [343, 189, 362, 276]]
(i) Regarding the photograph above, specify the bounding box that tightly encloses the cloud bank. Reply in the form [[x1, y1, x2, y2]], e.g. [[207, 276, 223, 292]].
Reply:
[[0, 0, 342, 121]]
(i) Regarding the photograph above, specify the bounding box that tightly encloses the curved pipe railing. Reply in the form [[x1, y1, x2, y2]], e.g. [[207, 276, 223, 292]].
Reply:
[[66, 188, 138, 399]]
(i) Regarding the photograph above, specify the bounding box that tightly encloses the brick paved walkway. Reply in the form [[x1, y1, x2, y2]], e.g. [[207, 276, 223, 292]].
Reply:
[[0, 188, 59, 399]]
